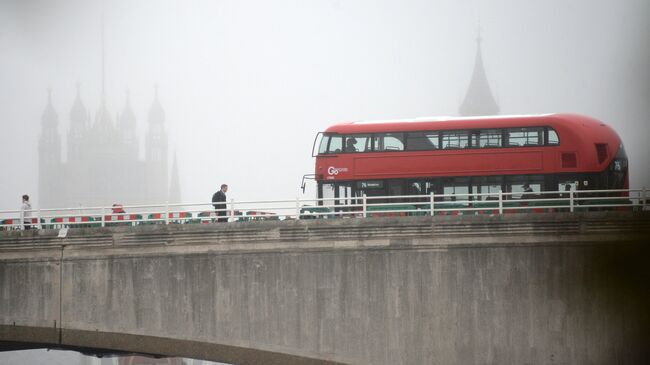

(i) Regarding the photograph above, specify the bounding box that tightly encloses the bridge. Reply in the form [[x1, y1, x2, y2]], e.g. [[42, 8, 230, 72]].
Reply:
[[1, 212, 649, 364]]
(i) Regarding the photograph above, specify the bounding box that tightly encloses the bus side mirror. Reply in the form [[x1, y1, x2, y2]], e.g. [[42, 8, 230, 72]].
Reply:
[[301, 174, 315, 194]]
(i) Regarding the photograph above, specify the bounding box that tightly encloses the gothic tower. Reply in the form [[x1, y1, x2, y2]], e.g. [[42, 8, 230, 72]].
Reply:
[[117, 90, 138, 160], [459, 34, 500, 116], [113, 90, 144, 205], [68, 84, 90, 162], [168, 151, 181, 204], [37, 4, 182, 209], [38, 89, 62, 208], [66, 84, 91, 207], [87, 96, 120, 206], [145, 87, 169, 203]]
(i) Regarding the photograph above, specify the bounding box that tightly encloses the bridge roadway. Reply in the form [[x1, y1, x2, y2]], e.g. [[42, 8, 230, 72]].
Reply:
[[0, 212, 648, 365]]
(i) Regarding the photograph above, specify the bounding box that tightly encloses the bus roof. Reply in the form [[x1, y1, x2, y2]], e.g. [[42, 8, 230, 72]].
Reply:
[[322, 113, 604, 134]]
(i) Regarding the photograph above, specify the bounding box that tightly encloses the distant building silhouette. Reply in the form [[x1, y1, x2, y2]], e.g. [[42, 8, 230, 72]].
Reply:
[[39, 88, 64, 208], [459, 34, 500, 116], [38, 86, 181, 209]]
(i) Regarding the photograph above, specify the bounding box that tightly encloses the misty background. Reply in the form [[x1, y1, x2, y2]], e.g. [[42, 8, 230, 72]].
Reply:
[[1, 0, 649, 212], [0, 0, 649, 363]]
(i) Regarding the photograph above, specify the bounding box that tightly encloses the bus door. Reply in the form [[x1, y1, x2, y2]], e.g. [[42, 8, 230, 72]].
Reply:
[[440, 177, 470, 213], [336, 182, 353, 205], [471, 176, 503, 202], [356, 180, 386, 206], [320, 182, 355, 215]]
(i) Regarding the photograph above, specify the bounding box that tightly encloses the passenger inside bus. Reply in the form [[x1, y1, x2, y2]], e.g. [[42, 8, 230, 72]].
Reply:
[[345, 137, 358, 152]]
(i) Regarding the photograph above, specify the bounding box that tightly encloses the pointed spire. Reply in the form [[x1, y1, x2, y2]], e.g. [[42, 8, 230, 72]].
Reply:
[[94, 101, 113, 130], [42, 87, 59, 128], [148, 84, 165, 124], [70, 83, 88, 131], [168, 151, 181, 203], [118, 88, 136, 130], [459, 32, 499, 116], [101, 5, 106, 107]]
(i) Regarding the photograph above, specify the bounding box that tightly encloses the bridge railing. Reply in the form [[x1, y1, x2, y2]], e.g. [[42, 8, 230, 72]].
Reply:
[[0, 188, 647, 230]]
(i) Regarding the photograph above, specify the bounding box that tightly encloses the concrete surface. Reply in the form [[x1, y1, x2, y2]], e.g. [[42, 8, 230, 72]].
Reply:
[[1, 212, 649, 364]]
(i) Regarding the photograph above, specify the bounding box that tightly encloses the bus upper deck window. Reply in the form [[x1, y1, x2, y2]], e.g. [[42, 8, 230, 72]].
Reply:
[[406, 132, 439, 150], [508, 128, 542, 147], [328, 135, 343, 153], [317, 134, 329, 154], [442, 131, 469, 149], [547, 128, 559, 145], [374, 133, 404, 151], [344, 135, 371, 152], [477, 129, 502, 148]]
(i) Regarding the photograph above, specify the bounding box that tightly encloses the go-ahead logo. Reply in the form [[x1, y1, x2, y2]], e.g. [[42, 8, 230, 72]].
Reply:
[[327, 166, 349, 175]]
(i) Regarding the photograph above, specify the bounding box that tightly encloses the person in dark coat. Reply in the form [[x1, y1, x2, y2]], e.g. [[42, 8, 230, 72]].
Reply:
[[212, 184, 228, 222], [520, 182, 534, 204]]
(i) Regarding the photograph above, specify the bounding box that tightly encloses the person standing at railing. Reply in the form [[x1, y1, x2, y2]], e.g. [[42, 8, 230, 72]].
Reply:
[[520, 183, 534, 206], [212, 184, 228, 222], [112, 203, 126, 214], [521, 183, 533, 197], [21, 194, 32, 230]]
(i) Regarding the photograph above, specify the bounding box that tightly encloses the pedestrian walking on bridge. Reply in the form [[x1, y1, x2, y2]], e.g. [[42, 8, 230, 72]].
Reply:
[[212, 184, 228, 222]]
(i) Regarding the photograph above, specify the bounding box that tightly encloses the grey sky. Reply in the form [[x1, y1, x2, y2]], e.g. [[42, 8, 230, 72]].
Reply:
[[0, 0, 649, 211]]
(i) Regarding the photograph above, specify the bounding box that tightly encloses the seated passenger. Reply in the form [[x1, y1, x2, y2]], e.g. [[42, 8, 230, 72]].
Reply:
[[345, 138, 358, 152]]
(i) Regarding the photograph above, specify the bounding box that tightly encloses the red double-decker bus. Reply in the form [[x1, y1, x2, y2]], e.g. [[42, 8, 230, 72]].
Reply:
[[311, 113, 628, 205]]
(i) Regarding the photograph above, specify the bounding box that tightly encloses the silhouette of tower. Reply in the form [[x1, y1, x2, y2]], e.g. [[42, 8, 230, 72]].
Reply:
[[118, 90, 138, 160], [68, 83, 90, 161], [459, 33, 500, 116], [168, 151, 181, 204], [38, 89, 62, 208], [66, 84, 92, 206], [37, 10, 180, 209], [145, 86, 169, 202]]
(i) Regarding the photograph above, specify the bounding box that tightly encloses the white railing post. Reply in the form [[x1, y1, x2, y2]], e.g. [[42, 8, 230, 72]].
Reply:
[[363, 194, 367, 218], [230, 198, 235, 222], [37, 209, 42, 230], [643, 186, 647, 211], [296, 195, 300, 220], [498, 190, 503, 214], [101, 206, 106, 227], [20, 208, 24, 231], [569, 191, 574, 212], [165, 201, 170, 225], [430, 192, 435, 216]]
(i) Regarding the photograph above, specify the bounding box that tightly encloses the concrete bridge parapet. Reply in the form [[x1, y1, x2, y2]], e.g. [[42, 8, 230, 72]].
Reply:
[[1, 212, 649, 364]]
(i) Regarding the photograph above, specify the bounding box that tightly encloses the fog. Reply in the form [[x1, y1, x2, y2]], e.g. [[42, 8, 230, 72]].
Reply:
[[1, 0, 649, 362], [1, 0, 649, 212]]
